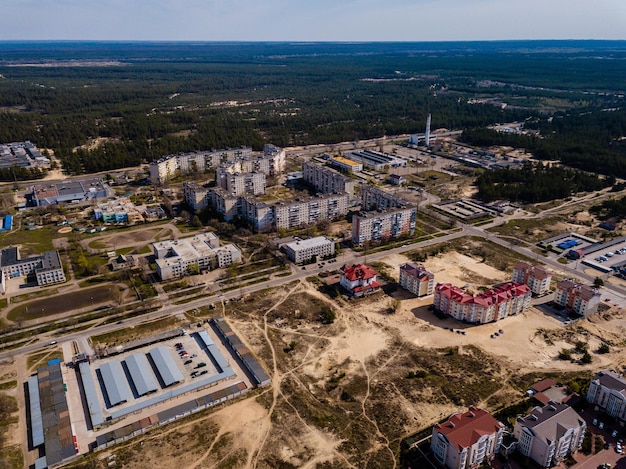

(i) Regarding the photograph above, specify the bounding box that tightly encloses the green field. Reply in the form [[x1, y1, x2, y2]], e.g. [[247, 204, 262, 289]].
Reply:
[[7, 285, 117, 323]]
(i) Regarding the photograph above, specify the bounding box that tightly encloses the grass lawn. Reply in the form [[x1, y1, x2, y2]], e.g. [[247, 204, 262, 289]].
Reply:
[[8, 285, 116, 322]]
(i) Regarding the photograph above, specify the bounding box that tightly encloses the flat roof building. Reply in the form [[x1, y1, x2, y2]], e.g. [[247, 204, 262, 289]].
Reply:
[[148, 346, 184, 387], [0, 247, 66, 293], [351, 207, 416, 245], [283, 236, 335, 264], [302, 161, 357, 196], [347, 150, 406, 171], [152, 233, 242, 280], [30, 177, 110, 206], [329, 156, 363, 173]]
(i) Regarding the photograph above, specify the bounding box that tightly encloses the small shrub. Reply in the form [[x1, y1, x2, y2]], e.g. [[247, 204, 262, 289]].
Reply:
[[558, 349, 572, 360]]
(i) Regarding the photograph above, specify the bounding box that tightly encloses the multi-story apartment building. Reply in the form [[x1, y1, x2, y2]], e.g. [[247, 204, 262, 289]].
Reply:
[[273, 193, 350, 230], [554, 279, 600, 316], [216, 167, 266, 196], [434, 282, 531, 324], [360, 185, 408, 211], [399, 263, 434, 297], [431, 407, 504, 469], [149, 146, 255, 184], [340, 264, 381, 297], [283, 236, 335, 263], [302, 161, 357, 196], [513, 403, 586, 468], [152, 232, 242, 280], [587, 370, 626, 422], [261, 143, 286, 175], [239, 196, 274, 232], [208, 188, 240, 222], [512, 262, 552, 296], [183, 182, 210, 212], [0, 247, 66, 293], [351, 207, 416, 245]]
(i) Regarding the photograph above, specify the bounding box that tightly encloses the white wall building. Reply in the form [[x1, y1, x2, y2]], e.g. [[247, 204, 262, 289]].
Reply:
[[283, 236, 335, 263], [152, 232, 241, 280], [431, 407, 504, 469], [587, 370, 626, 422], [513, 403, 586, 467]]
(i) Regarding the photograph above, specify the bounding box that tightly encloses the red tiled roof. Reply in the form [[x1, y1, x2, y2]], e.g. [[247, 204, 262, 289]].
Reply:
[[342, 263, 377, 281], [532, 378, 557, 393], [434, 407, 503, 452]]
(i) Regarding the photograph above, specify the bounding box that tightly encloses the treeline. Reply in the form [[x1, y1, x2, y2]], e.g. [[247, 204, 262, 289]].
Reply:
[[0, 166, 46, 182], [461, 108, 626, 177], [590, 196, 626, 221], [475, 162, 611, 203], [0, 42, 624, 175]]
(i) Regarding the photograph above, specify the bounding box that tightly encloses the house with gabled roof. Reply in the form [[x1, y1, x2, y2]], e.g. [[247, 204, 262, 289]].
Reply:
[[431, 406, 504, 469], [339, 263, 381, 297]]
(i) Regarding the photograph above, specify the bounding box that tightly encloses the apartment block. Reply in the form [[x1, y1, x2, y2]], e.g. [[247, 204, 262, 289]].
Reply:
[[587, 370, 626, 422], [351, 207, 416, 244], [399, 263, 434, 297], [216, 167, 266, 196], [302, 161, 357, 196], [513, 403, 586, 467], [273, 193, 350, 230], [283, 236, 335, 263], [554, 279, 600, 316], [360, 185, 409, 211], [433, 282, 531, 324], [183, 181, 210, 212], [0, 247, 66, 293], [149, 147, 253, 184], [431, 407, 504, 469], [208, 188, 240, 222], [512, 262, 552, 296], [152, 232, 241, 280], [239, 196, 274, 232]]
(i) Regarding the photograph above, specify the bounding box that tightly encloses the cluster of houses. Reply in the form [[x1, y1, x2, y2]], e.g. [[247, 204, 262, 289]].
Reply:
[[430, 369, 626, 469]]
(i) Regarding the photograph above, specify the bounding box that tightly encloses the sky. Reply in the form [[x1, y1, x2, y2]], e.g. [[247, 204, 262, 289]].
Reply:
[[1, 0, 625, 42]]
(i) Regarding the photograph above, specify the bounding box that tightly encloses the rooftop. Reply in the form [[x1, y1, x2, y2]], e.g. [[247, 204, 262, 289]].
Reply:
[[434, 407, 503, 452]]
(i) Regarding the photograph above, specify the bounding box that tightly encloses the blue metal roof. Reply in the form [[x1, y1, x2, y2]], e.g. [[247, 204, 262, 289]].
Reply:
[[99, 361, 132, 406], [28, 375, 44, 448], [125, 353, 158, 396], [78, 362, 104, 428], [197, 331, 229, 372], [148, 346, 183, 387]]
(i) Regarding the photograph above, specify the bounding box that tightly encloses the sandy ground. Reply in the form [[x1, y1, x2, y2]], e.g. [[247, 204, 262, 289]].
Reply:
[[3, 250, 625, 468]]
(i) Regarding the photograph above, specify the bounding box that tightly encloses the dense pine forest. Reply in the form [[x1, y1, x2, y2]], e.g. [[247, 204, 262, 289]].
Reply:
[[0, 41, 625, 175]]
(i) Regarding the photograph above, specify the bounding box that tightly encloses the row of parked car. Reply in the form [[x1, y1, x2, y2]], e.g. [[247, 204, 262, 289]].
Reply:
[[175, 342, 207, 378]]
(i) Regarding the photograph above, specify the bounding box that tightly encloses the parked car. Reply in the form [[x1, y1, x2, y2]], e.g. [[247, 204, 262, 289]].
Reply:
[[600, 422, 605, 430], [593, 418, 598, 425], [184, 359, 193, 365], [195, 362, 206, 369], [199, 370, 208, 376], [612, 430, 619, 438]]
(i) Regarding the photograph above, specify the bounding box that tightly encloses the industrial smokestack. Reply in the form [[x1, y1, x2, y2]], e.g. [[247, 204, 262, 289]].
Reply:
[[425, 113, 431, 147]]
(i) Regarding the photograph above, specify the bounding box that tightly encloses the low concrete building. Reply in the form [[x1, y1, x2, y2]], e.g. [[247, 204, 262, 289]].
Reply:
[[0, 247, 66, 292], [513, 403, 586, 467], [431, 407, 504, 469], [399, 263, 434, 297], [152, 233, 241, 280], [283, 236, 335, 264]]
